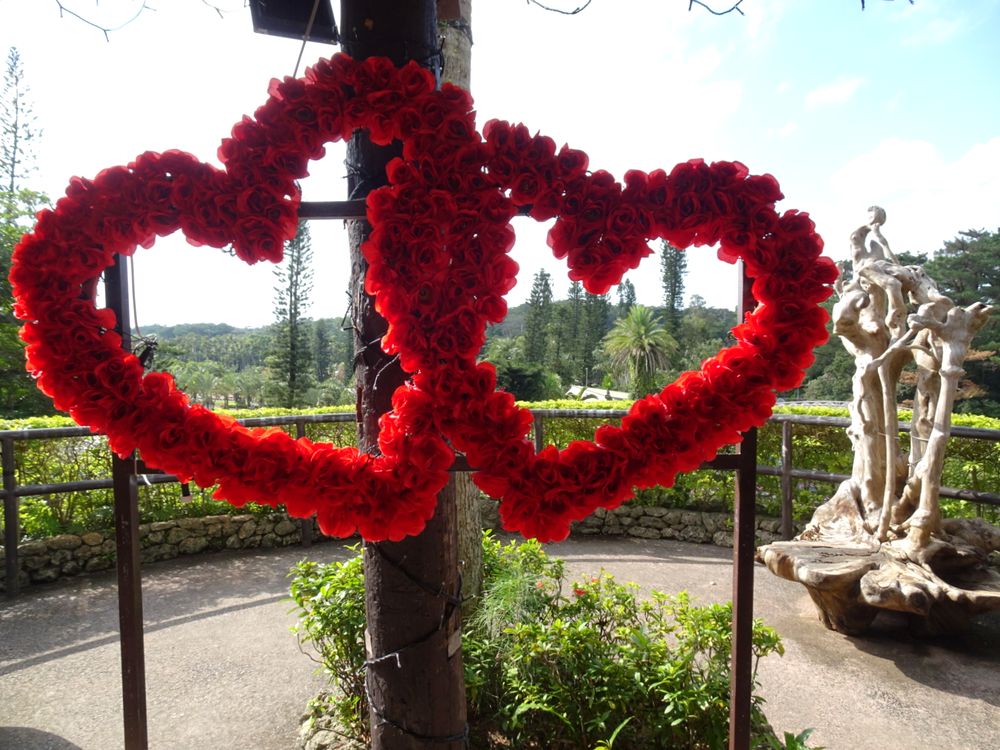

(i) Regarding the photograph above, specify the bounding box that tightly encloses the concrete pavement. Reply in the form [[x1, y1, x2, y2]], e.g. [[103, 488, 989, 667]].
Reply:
[[1, 536, 997, 749]]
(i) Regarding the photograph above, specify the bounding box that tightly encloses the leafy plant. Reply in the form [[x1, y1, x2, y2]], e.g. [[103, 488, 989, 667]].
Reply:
[[288, 548, 369, 745], [763, 727, 825, 750], [290, 532, 789, 749], [5, 402, 998, 539]]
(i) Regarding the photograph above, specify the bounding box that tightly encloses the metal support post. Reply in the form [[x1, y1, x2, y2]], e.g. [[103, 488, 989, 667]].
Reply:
[[729, 263, 758, 750], [106, 253, 149, 750], [3, 437, 19, 597]]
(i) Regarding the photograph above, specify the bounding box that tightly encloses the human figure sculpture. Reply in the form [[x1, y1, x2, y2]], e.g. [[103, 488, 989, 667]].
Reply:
[[758, 207, 1000, 635]]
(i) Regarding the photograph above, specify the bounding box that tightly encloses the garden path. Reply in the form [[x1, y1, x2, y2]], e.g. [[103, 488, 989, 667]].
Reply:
[[1, 536, 997, 750]]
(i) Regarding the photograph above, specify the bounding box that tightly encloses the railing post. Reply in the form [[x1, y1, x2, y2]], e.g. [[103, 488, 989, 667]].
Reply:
[[295, 419, 313, 547], [3, 436, 19, 598], [730, 426, 758, 750], [113, 453, 148, 750], [781, 420, 794, 539], [532, 413, 544, 453], [729, 262, 757, 750], [106, 252, 148, 750]]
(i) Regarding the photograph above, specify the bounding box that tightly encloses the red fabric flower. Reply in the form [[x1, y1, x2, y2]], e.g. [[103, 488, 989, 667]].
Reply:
[[9, 53, 835, 544]]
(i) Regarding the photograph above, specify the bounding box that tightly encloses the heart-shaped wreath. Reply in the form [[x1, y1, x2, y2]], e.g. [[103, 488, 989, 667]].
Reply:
[[10, 54, 836, 542]]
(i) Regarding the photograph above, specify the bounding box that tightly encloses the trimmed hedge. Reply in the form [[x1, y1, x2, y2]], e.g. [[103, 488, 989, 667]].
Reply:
[[3, 402, 997, 540]]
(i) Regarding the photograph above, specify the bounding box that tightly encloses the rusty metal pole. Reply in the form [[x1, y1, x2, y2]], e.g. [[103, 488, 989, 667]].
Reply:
[[295, 419, 313, 547], [3, 437, 19, 598], [105, 254, 149, 750], [729, 262, 757, 750], [781, 420, 794, 540]]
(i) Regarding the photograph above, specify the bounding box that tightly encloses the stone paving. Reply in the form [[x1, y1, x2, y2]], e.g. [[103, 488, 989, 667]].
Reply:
[[1, 536, 998, 749]]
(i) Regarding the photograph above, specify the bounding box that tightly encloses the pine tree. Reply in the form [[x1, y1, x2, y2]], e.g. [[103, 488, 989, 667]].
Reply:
[[0, 48, 38, 193], [616, 278, 636, 315], [523, 269, 553, 363], [660, 240, 687, 334], [558, 280, 585, 383], [580, 292, 611, 385], [313, 318, 334, 382], [1, 46, 49, 416], [266, 221, 315, 407]]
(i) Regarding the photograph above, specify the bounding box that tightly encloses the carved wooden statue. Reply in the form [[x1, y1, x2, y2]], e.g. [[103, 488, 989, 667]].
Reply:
[[758, 207, 1000, 635]]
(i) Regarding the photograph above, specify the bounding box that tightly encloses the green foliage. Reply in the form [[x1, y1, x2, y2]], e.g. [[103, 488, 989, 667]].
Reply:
[[763, 728, 824, 750], [523, 269, 554, 364], [615, 278, 636, 315], [290, 534, 787, 749], [495, 360, 563, 401], [5, 402, 998, 540], [289, 549, 370, 745], [1, 405, 359, 539], [267, 221, 315, 408], [602, 305, 677, 397], [660, 240, 687, 334], [1, 47, 51, 418]]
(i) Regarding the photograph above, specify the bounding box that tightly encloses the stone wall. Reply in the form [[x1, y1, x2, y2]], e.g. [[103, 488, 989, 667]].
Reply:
[[1, 512, 315, 592], [479, 498, 795, 547], [3, 504, 796, 593]]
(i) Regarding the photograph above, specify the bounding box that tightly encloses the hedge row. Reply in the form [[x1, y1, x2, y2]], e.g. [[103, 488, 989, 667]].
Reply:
[[2, 402, 998, 540]]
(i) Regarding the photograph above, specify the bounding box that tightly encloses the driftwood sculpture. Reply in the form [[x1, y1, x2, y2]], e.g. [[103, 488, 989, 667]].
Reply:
[[758, 207, 1000, 635]]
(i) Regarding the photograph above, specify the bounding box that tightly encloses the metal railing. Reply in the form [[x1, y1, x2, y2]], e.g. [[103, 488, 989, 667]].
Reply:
[[4, 409, 1000, 597]]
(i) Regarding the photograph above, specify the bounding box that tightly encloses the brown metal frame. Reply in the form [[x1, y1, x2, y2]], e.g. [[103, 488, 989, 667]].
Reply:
[[14, 198, 759, 749]]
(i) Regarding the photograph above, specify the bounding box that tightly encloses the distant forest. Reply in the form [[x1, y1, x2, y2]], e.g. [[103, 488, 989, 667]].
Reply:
[[4, 226, 999, 417], [129, 229, 1000, 418]]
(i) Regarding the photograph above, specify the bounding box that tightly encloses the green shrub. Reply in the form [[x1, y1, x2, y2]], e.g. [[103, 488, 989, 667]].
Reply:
[[289, 548, 369, 745], [289, 533, 786, 749], [4, 402, 998, 540], [2, 406, 359, 539]]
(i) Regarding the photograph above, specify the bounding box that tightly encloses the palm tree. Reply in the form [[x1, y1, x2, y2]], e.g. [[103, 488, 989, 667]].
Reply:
[[603, 305, 677, 398]]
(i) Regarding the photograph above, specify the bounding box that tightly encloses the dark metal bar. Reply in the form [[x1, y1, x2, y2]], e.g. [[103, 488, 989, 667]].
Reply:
[[526, 408, 628, 419], [112, 455, 147, 750], [730, 425, 757, 750], [780, 421, 793, 539], [295, 420, 313, 548], [532, 413, 544, 453], [704, 454, 740, 471], [298, 199, 368, 220], [13, 475, 175, 497], [729, 261, 757, 750], [756, 465, 1000, 506], [106, 254, 149, 750], [3, 437, 19, 598]]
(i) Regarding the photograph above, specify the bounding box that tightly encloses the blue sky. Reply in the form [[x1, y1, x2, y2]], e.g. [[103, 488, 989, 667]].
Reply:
[[1, 0, 997, 327]]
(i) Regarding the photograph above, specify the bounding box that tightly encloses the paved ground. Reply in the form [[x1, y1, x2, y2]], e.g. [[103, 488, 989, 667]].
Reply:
[[1, 536, 998, 750]]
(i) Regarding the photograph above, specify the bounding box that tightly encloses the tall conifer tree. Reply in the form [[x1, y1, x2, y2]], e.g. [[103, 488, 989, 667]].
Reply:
[[266, 221, 314, 407]]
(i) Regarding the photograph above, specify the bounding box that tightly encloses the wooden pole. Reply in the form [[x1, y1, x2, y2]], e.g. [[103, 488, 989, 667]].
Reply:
[[339, 2, 467, 746]]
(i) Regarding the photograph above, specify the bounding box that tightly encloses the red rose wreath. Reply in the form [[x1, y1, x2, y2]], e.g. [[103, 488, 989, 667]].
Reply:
[[10, 55, 836, 542]]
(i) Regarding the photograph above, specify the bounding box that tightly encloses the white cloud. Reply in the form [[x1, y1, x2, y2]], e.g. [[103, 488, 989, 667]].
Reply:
[[820, 136, 1000, 261], [805, 77, 864, 110], [768, 121, 798, 138], [901, 16, 964, 46]]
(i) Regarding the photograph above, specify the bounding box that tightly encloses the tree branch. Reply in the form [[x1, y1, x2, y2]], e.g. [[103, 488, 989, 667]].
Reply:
[[861, 0, 916, 9], [53, 1, 246, 40], [55, 1, 153, 42], [688, 0, 744, 17], [526, 0, 593, 16]]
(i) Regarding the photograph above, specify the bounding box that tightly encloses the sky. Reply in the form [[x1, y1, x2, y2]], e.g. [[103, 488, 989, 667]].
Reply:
[[1, 0, 998, 329]]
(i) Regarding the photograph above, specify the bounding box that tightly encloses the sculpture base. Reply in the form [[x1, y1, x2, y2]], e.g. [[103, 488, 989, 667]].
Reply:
[[758, 519, 1000, 636]]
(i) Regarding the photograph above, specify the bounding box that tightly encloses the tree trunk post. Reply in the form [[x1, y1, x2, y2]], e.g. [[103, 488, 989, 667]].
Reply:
[[340, 2, 468, 746], [438, 0, 483, 616]]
